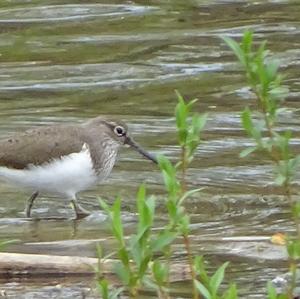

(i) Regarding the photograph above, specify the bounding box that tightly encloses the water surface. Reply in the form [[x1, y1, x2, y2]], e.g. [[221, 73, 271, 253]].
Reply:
[[0, 0, 300, 298]]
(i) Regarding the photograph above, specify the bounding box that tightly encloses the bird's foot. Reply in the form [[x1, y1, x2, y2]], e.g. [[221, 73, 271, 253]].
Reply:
[[71, 200, 90, 220], [24, 207, 31, 218], [75, 209, 90, 220], [25, 191, 39, 218]]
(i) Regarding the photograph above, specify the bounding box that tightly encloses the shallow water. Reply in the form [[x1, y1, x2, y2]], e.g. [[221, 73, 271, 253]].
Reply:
[[0, 0, 300, 298]]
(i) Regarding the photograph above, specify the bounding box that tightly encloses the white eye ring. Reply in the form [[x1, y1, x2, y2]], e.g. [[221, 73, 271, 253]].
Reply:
[[114, 125, 125, 136]]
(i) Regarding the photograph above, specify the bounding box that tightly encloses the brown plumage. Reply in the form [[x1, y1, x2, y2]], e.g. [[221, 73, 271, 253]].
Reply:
[[0, 117, 129, 170], [0, 125, 84, 169]]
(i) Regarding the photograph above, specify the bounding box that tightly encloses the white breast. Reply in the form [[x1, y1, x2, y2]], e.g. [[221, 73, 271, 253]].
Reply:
[[0, 143, 99, 199]]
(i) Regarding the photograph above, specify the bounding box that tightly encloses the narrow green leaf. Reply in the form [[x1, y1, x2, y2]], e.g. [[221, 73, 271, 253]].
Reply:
[[274, 173, 286, 186], [242, 30, 253, 54], [138, 254, 152, 277], [110, 287, 125, 299], [210, 262, 229, 297], [192, 113, 208, 133], [99, 197, 111, 214], [0, 239, 18, 251], [129, 237, 142, 267], [267, 281, 277, 299], [137, 185, 153, 232], [98, 279, 109, 299], [187, 98, 199, 108], [150, 231, 178, 252], [222, 36, 245, 66], [175, 90, 188, 135], [179, 214, 190, 235], [114, 262, 130, 285], [266, 60, 279, 82], [157, 154, 180, 197], [292, 201, 300, 218], [112, 198, 123, 243], [239, 146, 256, 158], [194, 279, 212, 299], [178, 188, 204, 206], [223, 283, 238, 299], [241, 108, 254, 136], [118, 247, 129, 267], [152, 260, 168, 285], [194, 256, 210, 285]]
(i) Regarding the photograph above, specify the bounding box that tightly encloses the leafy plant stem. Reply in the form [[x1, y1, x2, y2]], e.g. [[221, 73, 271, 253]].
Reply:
[[285, 182, 299, 299], [181, 144, 187, 193], [287, 258, 297, 299], [179, 140, 198, 299], [253, 78, 299, 299], [284, 181, 300, 240], [255, 85, 300, 242], [183, 234, 199, 299]]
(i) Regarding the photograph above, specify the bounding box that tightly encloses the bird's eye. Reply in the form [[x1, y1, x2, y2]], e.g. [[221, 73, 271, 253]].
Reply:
[[114, 126, 125, 136]]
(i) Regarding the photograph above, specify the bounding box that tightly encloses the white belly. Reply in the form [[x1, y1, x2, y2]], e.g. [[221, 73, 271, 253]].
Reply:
[[0, 144, 100, 199]]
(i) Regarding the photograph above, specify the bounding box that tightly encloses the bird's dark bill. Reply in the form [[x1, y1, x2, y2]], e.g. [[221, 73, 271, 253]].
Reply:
[[125, 136, 157, 164]]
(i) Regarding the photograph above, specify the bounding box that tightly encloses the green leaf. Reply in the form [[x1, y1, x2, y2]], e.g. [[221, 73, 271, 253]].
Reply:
[[274, 173, 286, 186], [192, 113, 207, 134], [112, 198, 124, 243], [287, 239, 300, 259], [292, 200, 300, 218], [223, 283, 238, 299], [150, 231, 178, 252], [157, 154, 180, 197], [239, 146, 256, 158], [178, 214, 190, 235], [241, 107, 253, 136], [178, 188, 204, 206], [266, 60, 279, 82], [99, 197, 111, 214], [114, 262, 130, 285], [98, 280, 125, 299], [194, 279, 212, 299], [118, 247, 129, 267], [129, 234, 143, 267], [194, 256, 210, 285], [0, 239, 18, 251], [137, 185, 155, 232], [175, 90, 188, 143], [138, 254, 152, 277], [166, 199, 177, 220], [110, 287, 125, 299], [152, 260, 168, 285], [210, 262, 229, 297], [241, 108, 263, 143], [267, 281, 277, 299], [222, 36, 245, 66], [98, 279, 109, 299], [187, 97, 199, 108], [242, 30, 253, 54]]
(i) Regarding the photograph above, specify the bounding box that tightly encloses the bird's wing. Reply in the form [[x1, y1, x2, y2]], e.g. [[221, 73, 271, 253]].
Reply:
[[0, 125, 85, 169]]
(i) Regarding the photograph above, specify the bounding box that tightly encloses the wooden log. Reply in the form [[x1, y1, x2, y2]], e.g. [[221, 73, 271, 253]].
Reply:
[[0, 252, 100, 278], [0, 252, 190, 282]]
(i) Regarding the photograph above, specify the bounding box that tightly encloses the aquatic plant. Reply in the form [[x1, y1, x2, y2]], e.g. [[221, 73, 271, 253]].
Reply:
[[96, 30, 300, 299], [97, 92, 236, 299], [223, 30, 300, 299]]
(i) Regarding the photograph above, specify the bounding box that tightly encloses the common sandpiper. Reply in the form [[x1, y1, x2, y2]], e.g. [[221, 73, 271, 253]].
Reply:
[[0, 116, 157, 219]]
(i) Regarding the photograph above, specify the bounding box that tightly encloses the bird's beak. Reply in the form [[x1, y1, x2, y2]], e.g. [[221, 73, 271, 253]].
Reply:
[[125, 136, 158, 164]]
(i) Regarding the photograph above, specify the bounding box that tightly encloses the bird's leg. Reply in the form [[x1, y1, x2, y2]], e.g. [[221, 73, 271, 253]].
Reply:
[[70, 197, 90, 219], [25, 191, 39, 217]]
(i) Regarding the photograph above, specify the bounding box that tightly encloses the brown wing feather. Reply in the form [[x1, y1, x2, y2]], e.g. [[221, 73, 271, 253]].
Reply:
[[0, 125, 85, 169]]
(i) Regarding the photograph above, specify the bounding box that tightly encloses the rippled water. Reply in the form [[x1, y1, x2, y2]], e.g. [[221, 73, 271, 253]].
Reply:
[[0, 0, 300, 298]]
